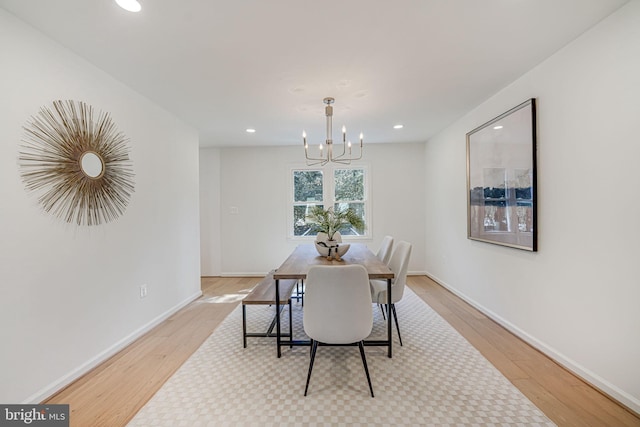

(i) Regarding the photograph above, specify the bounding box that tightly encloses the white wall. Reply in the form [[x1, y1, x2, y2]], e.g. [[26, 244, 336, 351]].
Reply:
[[199, 148, 222, 276], [199, 143, 426, 276], [424, 2, 640, 412], [0, 10, 201, 403]]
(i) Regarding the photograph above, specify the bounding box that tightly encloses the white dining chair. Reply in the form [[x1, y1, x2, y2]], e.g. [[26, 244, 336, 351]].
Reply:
[[376, 235, 394, 265], [370, 241, 412, 346], [303, 264, 375, 397], [374, 235, 393, 322]]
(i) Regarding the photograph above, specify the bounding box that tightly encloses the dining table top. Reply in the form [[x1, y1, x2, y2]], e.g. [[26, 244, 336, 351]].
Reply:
[[273, 243, 394, 280]]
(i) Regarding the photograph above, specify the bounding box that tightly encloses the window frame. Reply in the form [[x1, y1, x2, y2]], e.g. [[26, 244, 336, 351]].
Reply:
[[288, 163, 371, 241]]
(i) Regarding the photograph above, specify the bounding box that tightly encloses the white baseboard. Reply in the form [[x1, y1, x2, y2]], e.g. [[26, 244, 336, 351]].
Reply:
[[221, 272, 266, 277], [408, 271, 428, 276], [425, 271, 640, 416], [24, 290, 203, 404]]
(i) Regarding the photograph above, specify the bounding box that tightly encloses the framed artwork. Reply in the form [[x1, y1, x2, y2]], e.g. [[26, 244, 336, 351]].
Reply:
[[466, 98, 537, 251], [18, 100, 135, 226]]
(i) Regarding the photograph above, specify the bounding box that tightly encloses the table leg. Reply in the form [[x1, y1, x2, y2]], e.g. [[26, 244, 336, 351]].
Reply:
[[388, 278, 392, 358], [242, 305, 247, 348], [275, 278, 281, 358]]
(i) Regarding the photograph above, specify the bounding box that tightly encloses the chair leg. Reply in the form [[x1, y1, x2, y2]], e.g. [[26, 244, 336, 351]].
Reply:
[[358, 341, 375, 398], [379, 303, 386, 320], [391, 304, 403, 346], [304, 340, 319, 396]]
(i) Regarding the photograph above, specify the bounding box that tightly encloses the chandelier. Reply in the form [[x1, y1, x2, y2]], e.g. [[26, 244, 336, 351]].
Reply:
[[303, 97, 363, 166]]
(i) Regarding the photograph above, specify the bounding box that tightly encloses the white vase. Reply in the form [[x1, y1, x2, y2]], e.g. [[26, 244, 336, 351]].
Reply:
[[314, 231, 349, 258]]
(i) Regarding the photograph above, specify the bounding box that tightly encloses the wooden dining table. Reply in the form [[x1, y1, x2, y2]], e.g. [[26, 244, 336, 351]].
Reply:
[[272, 243, 395, 358]]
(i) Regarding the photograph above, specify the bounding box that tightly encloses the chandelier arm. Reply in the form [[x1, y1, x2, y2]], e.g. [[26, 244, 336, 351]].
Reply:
[[304, 136, 329, 163], [305, 151, 328, 163], [331, 159, 353, 165], [332, 125, 349, 159], [333, 140, 362, 161], [333, 154, 362, 163], [332, 140, 347, 159], [306, 158, 329, 166]]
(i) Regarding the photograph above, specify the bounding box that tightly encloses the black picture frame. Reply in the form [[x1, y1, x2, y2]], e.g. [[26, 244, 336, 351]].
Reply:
[[466, 98, 537, 251]]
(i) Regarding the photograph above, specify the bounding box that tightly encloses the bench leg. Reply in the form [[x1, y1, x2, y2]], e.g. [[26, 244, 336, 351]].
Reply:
[[301, 279, 304, 306], [293, 279, 304, 306], [275, 279, 280, 357]]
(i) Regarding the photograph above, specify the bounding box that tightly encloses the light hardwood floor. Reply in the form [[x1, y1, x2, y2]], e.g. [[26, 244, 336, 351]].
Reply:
[[44, 276, 640, 427]]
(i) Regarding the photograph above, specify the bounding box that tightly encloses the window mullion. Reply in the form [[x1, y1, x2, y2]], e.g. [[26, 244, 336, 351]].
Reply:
[[325, 166, 335, 208]]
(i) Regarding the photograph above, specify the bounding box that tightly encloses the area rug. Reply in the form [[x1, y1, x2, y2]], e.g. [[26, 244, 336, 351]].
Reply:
[[127, 287, 555, 426]]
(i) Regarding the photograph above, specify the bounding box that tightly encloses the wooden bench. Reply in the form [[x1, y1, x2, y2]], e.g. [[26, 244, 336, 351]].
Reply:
[[242, 271, 298, 348]]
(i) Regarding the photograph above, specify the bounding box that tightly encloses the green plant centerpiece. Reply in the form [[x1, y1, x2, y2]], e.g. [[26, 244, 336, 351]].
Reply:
[[305, 205, 364, 260]]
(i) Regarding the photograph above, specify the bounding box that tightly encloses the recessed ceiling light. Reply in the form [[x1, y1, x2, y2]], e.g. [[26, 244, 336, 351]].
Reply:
[[493, 125, 503, 130], [115, 0, 141, 12], [246, 128, 256, 133], [393, 124, 404, 129]]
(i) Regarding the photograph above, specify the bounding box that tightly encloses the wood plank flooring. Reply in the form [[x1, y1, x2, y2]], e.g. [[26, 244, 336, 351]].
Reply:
[[44, 275, 640, 427]]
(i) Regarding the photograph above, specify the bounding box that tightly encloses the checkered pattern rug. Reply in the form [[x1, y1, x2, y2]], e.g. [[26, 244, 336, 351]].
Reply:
[[127, 287, 555, 426]]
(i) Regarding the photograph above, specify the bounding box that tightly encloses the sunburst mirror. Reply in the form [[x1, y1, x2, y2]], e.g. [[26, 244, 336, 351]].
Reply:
[[18, 100, 135, 226]]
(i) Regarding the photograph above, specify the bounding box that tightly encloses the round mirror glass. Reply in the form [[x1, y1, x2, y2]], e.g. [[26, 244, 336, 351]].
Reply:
[[80, 151, 104, 179]]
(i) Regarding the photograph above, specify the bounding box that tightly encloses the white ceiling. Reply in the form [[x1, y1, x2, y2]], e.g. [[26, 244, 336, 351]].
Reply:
[[0, 0, 629, 147]]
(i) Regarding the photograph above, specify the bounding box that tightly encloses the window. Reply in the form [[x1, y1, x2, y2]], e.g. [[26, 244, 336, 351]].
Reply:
[[290, 165, 369, 238], [333, 168, 365, 235], [293, 170, 324, 237]]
